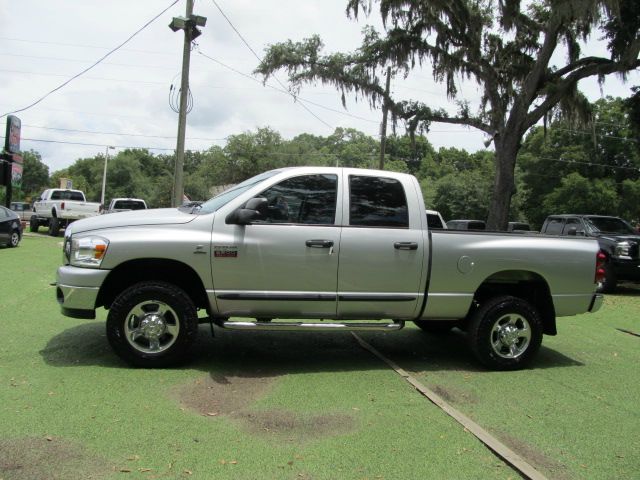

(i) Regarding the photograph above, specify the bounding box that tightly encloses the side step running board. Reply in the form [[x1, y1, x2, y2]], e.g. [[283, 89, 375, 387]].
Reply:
[[221, 320, 405, 332]]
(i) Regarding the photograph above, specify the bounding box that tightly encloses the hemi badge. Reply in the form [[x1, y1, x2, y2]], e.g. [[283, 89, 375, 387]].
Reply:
[[214, 246, 238, 258]]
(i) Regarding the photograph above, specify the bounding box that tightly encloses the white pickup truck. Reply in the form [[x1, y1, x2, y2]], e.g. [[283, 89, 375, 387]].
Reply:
[[106, 198, 148, 214], [55, 167, 604, 370], [31, 188, 101, 236]]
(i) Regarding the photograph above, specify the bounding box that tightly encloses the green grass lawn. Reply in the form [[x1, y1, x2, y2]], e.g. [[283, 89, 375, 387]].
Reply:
[[1, 234, 638, 479]]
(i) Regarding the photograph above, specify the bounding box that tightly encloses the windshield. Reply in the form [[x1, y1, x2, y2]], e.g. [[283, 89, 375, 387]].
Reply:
[[113, 200, 146, 210], [585, 217, 635, 235], [197, 170, 282, 214]]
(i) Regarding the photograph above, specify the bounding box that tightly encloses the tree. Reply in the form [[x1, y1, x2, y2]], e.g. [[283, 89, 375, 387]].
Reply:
[[542, 172, 619, 214], [623, 86, 640, 149], [519, 96, 640, 225], [223, 127, 289, 182], [256, 0, 640, 229], [619, 179, 640, 223], [19, 150, 49, 201], [386, 134, 435, 174]]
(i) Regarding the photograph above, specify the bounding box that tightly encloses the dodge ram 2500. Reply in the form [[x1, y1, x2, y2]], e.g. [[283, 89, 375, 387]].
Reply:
[[55, 167, 603, 370]]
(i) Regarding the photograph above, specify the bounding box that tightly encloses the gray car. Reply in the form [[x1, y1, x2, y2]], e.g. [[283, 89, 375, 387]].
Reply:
[[0, 206, 22, 248]]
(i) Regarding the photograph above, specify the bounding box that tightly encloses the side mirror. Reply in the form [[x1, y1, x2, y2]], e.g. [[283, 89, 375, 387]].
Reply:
[[226, 197, 268, 225], [567, 227, 577, 236]]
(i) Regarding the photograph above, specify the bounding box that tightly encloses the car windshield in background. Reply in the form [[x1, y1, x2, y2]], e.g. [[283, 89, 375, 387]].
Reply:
[[586, 217, 635, 235], [50, 191, 84, 201], [197, 170, 281, 214], [113, 201, 146, 210]]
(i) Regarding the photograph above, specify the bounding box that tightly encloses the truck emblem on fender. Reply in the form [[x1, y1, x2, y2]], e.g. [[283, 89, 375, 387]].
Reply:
[[214, 245, 238, 258]]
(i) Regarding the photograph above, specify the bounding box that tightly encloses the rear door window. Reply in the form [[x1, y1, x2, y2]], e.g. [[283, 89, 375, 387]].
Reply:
[[545, 218, 564, 235], [562, 218, 582, 235], [348, 176, 408, 228]]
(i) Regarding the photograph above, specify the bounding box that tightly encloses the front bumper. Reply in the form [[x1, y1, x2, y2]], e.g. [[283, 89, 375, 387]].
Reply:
[[56, 266, 110, 319], [611, 258, 640, 282]]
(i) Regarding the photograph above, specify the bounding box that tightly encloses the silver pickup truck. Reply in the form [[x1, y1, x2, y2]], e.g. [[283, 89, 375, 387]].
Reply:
[[55, 167, 603, 370]]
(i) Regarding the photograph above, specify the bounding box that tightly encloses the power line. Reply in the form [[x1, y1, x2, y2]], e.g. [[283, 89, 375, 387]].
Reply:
[[0, 0, 180, 118], [23, 124, 228, 142], [14, 137, 176, 151], [196, 48, 378, 124], [7, 135, 413, 160], [0, 36, 174, 56], [0, 68, 167, 85], [524, 155, 640, 171], [210, 0, 333, 130], [0, 52, 177, 71], [554, 127, 638, 143]]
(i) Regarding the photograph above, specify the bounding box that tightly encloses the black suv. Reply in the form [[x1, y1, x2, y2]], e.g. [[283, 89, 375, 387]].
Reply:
[[541, 215, 640, 292]]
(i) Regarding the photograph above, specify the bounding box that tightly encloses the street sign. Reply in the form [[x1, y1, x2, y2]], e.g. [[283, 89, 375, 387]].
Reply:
[[11, 154, 23, 188], [5, 115, 21, 154]]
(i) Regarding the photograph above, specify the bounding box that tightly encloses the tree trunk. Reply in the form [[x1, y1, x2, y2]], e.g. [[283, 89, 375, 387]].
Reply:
[[486, 136, 520, 230]]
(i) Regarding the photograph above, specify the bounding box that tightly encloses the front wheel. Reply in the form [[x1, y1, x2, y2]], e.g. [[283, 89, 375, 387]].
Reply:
[[467, 295, 543, 371], [106, 281, 199, 367], [49, 217, 60, 236], [29, 215, 39, 233], [8, 230, 20, 247]]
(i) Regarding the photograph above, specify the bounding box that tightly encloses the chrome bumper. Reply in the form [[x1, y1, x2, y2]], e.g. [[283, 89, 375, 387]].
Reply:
[[56, 266, 110, 318]]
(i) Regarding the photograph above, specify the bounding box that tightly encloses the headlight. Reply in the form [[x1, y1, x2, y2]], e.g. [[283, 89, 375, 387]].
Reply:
[[69, 236, 109, 268], [613, 241, 631, 259]]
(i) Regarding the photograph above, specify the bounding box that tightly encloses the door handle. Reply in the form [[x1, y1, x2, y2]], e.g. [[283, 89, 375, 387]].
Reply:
[[394, 242, 418, 250], [306, 239, 334, 248]]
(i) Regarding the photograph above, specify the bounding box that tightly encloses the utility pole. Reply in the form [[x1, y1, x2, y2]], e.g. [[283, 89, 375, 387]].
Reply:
[[379, 66, 392, 170], [100, 146, 115, 208], [169, 0, 206, 207]]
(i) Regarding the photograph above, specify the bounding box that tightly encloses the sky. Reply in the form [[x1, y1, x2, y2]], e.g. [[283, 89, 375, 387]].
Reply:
[[1, 0, 638, 173]]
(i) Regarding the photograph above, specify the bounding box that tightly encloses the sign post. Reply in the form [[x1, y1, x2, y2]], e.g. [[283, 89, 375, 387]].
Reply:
[[2, 115, 21, 207]]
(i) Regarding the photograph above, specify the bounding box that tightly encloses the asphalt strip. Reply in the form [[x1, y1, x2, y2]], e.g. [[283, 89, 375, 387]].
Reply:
[[351, 332, 548, 480]]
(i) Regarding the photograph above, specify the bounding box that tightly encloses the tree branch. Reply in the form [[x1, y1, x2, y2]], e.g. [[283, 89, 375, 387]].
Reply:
[[526, 57, 640, 128]]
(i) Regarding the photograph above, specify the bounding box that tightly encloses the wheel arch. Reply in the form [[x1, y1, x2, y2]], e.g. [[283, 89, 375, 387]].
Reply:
[[470, 270, 556, 335], [97, 258, 209, 312]]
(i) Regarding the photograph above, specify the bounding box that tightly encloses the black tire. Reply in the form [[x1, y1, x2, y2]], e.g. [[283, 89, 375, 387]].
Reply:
[[597, 265, 617, 294], [413, 320, 457, 334], [467, 295, 543, 371], [106, 281, 199, 368], [29, 215, 39, 233], [49, 217, 60, 236], [8, 229, 20, 248]]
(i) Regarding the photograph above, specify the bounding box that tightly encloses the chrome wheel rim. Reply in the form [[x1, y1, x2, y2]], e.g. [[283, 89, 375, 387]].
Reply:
[[490, 313, 531, 359], [124, 300, 180, 354], [10, 232, 19, 247]]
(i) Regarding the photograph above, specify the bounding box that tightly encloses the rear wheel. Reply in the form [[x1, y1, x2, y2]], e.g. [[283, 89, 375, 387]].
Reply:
[[106, 281, 199, 367], [467, 295, 543, 370]]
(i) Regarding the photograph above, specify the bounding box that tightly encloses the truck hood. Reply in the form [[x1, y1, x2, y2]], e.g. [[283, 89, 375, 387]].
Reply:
[[598, 234, 640, 243], [66, 208, 196, 235]]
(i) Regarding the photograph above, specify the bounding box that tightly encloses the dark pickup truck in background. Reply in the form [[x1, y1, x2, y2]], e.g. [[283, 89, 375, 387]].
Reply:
[[541, 215, 640, 292]]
